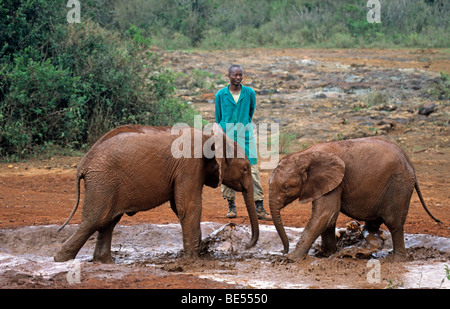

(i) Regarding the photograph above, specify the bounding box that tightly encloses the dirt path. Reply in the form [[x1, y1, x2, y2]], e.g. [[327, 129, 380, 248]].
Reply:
[[0, 48, 448, 289]]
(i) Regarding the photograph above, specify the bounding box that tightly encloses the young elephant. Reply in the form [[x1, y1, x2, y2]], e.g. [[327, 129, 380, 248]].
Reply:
[[269, 137, 441, 261], [54, 125, 259, 263]]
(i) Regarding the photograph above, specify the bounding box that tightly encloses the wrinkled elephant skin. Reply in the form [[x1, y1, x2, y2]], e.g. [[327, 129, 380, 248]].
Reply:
[[54, 125, 259, 263], [269, 137, 440, 262]]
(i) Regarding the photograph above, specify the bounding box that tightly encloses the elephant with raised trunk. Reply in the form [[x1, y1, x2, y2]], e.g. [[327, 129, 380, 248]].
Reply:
[[54, 124, 259, 263], [269, 137, 441, 262]]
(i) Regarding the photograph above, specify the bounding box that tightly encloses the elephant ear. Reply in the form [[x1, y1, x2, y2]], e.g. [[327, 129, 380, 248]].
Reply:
[[203, 124, 227, 188], [299, 151, 345, 204]]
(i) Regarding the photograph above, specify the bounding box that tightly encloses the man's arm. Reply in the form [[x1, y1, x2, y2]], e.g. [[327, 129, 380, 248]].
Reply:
[[249, 89, 256, 120], [215, 93, 222, 124]]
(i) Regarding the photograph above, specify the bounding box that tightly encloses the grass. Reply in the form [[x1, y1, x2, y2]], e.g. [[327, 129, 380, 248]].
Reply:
[[278, 131, 299, 154]]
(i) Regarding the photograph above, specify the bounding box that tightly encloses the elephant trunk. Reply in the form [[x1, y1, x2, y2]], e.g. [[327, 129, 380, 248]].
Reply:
[[242, 176, 259, 249], [269, 196, 289, 254]]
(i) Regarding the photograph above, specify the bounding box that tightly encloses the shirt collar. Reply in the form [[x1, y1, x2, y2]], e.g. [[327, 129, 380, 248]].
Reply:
[[226, 84, 244, 94]]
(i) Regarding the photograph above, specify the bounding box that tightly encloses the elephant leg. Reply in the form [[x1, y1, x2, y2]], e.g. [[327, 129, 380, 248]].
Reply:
[[382, 185, 412, 261], [364, 219, 383, 232], [170, 197, 178, 216], [387, 225, 407, 261], [288, 190, 341, 262], [55, 189, 116, 263], [320, 225, 338, 256], [384, 220, 407, 261], [93, 214, 122, 263], [174, 185, 203, 260], [54, 221, 97, 262]]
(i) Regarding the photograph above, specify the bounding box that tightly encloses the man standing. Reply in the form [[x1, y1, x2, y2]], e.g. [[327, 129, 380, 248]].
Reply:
[[215, 65, 271, 221]]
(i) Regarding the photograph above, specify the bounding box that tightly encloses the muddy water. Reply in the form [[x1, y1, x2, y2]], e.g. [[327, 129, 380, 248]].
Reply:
[[0, 223, 448, 289]]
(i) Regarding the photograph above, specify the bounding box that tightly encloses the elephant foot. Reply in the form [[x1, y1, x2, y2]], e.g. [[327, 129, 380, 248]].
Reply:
[[93, 246, 116, 264], [183, 254, 199, 262], [93, 254, 115, 264], [286, 251, 306, 263], [182, 249, 199, 262], [54, 250, 76, 262], [391, 252, 408, 262]]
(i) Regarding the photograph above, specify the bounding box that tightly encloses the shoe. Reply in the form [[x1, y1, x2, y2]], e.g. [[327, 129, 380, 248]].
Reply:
[[255, 200, 272, 221], [226, 199, 237, 218]]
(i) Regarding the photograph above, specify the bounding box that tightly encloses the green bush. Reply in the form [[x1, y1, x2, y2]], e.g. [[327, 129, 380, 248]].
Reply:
[[2, 0, 449, 159], [329, 33, 358, 49], [108, 0, 449, 49], [0, 55, 82, 157], [0, 1, 197, 159]]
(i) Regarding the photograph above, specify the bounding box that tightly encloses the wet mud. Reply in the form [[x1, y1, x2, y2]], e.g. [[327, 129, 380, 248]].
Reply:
[[0, 222, 448, 289]]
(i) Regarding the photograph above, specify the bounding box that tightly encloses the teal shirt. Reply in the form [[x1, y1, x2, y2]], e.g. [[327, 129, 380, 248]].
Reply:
[[215, 85, 257, 165]]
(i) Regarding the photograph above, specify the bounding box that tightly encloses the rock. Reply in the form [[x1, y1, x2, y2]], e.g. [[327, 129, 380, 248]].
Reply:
[[344, 74, 364, 83], [303, 80, 330, 89], [312, 92, 327, 99], [418, 102, 436, 116], [284, 74, 300, 81], [296, 59, 316, 66], [258, 89, 279, 95], [373, 104, 397, 112], [350, 63, 366, 68], [377, 124, 394, 132]]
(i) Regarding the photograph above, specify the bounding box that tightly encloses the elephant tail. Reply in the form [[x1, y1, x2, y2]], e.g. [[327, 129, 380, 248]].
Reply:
[[57, 171, 84, 232], [415, 181, 441, 223]]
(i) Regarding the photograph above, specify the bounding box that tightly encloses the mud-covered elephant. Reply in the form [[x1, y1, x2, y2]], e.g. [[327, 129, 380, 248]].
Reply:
[[54, 124, 259, 263], [269, 137, 441, 261]]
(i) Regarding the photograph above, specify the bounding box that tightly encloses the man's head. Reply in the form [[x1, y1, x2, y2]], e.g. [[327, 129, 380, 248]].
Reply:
[[228, 65, 243, 87]]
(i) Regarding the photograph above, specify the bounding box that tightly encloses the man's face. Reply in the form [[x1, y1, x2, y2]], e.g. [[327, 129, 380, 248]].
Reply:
[[229, 67, 243, 87]]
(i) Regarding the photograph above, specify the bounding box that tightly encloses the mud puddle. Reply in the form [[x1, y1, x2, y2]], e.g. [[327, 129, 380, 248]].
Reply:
[[0, 223, 448, 289]]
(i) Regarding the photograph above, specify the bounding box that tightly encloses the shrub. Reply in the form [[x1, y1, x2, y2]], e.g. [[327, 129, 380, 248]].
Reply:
[[108, 0, 450, 49], [0, 53, 82, 157], [0, 3, 196, 159]]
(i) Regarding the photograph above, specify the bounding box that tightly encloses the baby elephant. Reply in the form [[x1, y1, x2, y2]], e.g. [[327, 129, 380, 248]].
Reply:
[[54, 125, 259, 263], [269, 137, 441, 261]]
